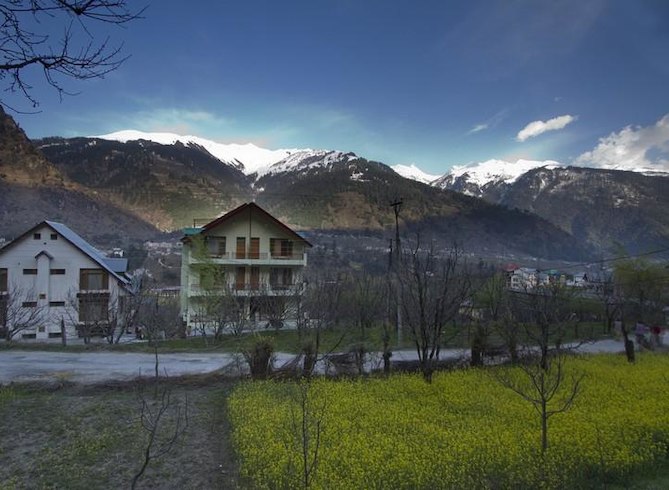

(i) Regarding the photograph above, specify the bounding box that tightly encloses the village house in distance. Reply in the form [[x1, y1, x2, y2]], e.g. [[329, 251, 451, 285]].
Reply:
[[0, 221, 131, 341], [180, 202, 312, 334]]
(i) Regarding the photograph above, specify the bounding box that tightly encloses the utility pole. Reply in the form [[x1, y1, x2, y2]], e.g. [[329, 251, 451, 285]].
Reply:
[[390, 199, 402, 267], [389, 198, 403, 346]]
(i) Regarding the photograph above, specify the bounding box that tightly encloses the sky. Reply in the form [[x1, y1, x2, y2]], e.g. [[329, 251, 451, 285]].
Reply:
[[7, 0, 669, 175]]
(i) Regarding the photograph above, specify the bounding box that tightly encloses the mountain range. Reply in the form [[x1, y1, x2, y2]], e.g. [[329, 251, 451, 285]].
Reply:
[[432, 158, 669, 255], [2, 109, 668, 262]]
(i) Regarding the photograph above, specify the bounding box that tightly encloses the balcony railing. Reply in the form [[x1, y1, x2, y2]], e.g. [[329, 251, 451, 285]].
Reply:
[[190, 282, 302, 294], [205, 252, 305, 260]]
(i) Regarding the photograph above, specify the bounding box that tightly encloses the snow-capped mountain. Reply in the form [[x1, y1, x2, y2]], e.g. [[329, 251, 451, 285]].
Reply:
[[96, 130, 447, 185], [95, 130, 299, 175], [257, 149, 359, 178], [391, 164, 441, 184], [433, 159, 562, 197]]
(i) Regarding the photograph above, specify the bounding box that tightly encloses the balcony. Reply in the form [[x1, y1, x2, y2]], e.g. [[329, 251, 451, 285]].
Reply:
[[189, 251, 307, 266], [189, 282, 304, 297]]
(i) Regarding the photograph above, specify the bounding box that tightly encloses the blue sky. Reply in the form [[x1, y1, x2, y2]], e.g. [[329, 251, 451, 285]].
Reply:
[[8, 0, 669, 175]]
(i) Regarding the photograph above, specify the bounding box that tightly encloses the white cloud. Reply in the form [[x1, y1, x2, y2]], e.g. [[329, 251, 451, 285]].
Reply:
[[516, 114, 577, 142], [467, 123, 488, 135], [467, 108, 509, 135], [575, 114, 669, 172]]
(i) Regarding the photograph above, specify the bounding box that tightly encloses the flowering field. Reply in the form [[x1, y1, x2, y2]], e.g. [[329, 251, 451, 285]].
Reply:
[[228, 354, 669, 489]]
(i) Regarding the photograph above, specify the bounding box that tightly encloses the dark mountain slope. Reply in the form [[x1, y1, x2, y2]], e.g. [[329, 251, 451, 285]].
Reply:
[[500, 166, 669, 254], [0, 111, 160, 244], [37, 137, 252, 230], [255, 155, 593, 260]]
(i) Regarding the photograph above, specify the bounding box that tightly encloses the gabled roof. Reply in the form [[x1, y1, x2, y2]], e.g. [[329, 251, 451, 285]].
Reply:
[[0, 220, 129, 285], [183, 202, 313, 247], [102, 257, 129, 273]]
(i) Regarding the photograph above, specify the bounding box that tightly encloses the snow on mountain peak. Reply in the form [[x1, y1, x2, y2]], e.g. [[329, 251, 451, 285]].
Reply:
[[447, 159, 562, 187], [392, 164, 441, 184], [94, 130, 297, 175], [256, 149, 358, 178]]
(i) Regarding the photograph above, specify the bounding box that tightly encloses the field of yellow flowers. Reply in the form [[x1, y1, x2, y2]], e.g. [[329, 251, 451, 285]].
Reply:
[[228, 354, 669, 489]]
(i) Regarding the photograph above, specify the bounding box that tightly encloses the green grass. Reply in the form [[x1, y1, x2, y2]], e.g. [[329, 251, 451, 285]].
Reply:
[[0, 379, 240, 489], [0, 321, 614, 356]]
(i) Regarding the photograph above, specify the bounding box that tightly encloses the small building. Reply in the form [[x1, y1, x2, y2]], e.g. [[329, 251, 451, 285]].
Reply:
[[0, 221, 131, 340], [509, 267, 539, 290], [180, 202, 312, 333]]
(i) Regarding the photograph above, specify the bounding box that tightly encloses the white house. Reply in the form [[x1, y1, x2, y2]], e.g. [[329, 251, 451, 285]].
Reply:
[[0, 221, 131, 340], [180, 202, 312, 333], [509, 267, 540, 290]]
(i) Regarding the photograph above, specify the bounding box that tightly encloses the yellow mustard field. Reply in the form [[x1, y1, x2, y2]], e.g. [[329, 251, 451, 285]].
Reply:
[[228, 354, 669, 489]]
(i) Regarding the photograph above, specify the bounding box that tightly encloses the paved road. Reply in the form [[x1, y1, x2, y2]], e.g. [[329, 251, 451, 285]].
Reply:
[[0, 351, 244, 384], [0, 337, 662, 384]]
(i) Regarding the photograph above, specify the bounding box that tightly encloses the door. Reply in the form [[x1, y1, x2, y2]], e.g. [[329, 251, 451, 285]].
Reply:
[[236, 237, 246, 259]]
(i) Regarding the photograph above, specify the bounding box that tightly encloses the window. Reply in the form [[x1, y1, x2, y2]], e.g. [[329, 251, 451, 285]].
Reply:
[[281, 240, 293, 257], [207, 236, 226, 257], [22, 301, 37, 307], [217, 237, 226, 256], [270, 268, 293, 288], [78, 294, 109, 322], [0, 296, 7, 326], [50, 269, 66, 275], [80, 269, 109, 290], [236, 237, 246, 259], [50, 233, 58, 240], [270, 238, 294, 258], [23, 269, 37, 275], [49, 301, 65, 307], [33, 233, 41, 240], [0, 268, 6, 292], [249, 238, 260, 259]]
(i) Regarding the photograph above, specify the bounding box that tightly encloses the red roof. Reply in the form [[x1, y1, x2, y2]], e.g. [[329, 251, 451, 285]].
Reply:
[[184, 202, 312, 247]]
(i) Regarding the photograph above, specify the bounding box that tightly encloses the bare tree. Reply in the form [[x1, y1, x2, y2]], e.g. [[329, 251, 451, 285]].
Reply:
[[493, 351, 583, 454], [138, 293, 183, 379], [345, 272, 385, 342], [0, 285, 45, 341], [192, 284, 250, 340], [131, 377, 189, 490], [396, 241, 472, 382], [300, 271, 344, 378], [614, 256, 669, 325], [284, 380, 326, 489], [476, 271, 523, 364], [612, 257, 669, 362], [253, 284, 301, 332], [0, 0, 144, 109], [592, 269, 620, 334], [512, 282, 580, 371], [64, 287, 136, 344]]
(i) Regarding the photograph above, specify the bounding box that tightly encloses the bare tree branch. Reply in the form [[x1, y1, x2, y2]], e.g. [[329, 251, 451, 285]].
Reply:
[[0, 0, 144, 108]]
